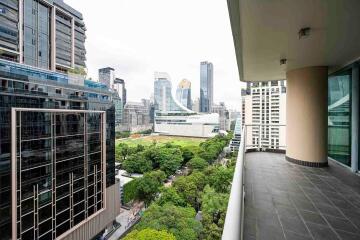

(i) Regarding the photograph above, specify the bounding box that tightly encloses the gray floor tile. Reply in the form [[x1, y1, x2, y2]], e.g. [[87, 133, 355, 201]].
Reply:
[[323, 215, 360, 234], [300, 210, 327, 226], [335, 230, 360, 240], [258, 224, 286, 240], [306, 223, 340, 240], [284, 230, 312, 240], [276, 206, 300, 219], [315, 203, 346, 218], [279, 216, 311, 236], [292, 199, 317, 212]]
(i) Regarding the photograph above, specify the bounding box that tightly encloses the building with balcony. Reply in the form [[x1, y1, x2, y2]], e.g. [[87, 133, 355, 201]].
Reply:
[[223, 1, 360, 239], [0, 0, 86, 72], [200, 61, 213, 113], [241, 80, 286, 151]]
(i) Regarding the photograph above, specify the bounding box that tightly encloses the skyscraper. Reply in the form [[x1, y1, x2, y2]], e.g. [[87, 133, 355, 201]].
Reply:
[[0, 1, 120, 239], [114, 78, 127, 107], [241, 80, 286, 151], [176, 79, 192, 110], [154, 72, 190, 112], [0, 0, 86, 72], [98, 67, 115, 89], [200, 61, 213, 112]]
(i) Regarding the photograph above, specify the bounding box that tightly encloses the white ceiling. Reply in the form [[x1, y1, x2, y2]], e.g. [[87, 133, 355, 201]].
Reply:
[[228, 0, 360, 82]]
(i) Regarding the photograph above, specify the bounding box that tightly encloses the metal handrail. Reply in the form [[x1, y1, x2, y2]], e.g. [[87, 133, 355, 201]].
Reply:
[[222, 126, 246, 240]]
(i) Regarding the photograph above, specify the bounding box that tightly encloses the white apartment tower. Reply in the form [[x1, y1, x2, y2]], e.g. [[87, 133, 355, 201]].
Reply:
[[241, 80, 286, 151]]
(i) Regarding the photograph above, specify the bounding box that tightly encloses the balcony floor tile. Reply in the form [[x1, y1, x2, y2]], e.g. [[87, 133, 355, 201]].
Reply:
[[244, 152, 360, 240]]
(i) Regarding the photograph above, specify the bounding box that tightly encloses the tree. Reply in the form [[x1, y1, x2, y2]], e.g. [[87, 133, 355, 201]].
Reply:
[[187, 156, 208, 171], [201, 185, 229, 240], [173, 171, 206, 210], [181, 146, 195, 165], [136, 204, 202, 240], [154, 147, 183, 176], [116, 143, 129, 162], [156, 187, 187, 207], [123, 180, 138, 204], [123, 153, 152, 174], [204, 166, 234, 193], [135, 170, 166, 205], [123, 228, 176, 240]]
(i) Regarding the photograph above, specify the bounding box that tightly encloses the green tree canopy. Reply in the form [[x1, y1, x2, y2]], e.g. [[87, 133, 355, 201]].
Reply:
[[201, 185, 229, 240], [136, 204, 202, 240], [135, 170, 166, 205], [116, 143, 129, 162], [123, 228, 176, 240], [203, 166, 234, 193], [123, 153, 152, 174], [154, 147, 183, 176], [156, 187, 187, 207], [187, 156, 208, 171]]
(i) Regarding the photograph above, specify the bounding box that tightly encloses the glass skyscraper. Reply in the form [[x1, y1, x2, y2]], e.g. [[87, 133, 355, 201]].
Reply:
[[200, 61, 213, 113], [0, 1, 119, 239], [176, 79, 192, 110]]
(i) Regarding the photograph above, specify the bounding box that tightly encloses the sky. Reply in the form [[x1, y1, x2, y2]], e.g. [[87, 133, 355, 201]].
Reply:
[[65, 0, 244, 110]]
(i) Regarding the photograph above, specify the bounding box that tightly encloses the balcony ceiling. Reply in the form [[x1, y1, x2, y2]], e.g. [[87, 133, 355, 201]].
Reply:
[[227, 0, 360, 82]]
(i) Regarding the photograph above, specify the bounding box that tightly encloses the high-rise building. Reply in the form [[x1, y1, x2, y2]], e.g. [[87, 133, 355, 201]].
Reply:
[[154, 72, 190, 112], [212, 102, 230, 131], [176, 79, 192, 110], [98, 67, 115, 89], [241, 80, 286, 151], [192, 98, 200, 112], [0, 2, 120, 239], [0, 0, 86, 72], [200, 61, 213, 112], [114, 78, 127, 107]]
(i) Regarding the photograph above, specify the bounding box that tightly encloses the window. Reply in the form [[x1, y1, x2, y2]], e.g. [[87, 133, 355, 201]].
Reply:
[[328, 69, 352, 166]]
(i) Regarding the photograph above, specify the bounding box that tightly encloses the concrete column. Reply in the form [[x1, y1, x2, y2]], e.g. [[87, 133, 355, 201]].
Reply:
[[286, 66, 328, 167]]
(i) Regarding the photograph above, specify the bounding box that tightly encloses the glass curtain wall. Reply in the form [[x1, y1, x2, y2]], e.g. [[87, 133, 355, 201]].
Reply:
[[328, 69, 352, 166]]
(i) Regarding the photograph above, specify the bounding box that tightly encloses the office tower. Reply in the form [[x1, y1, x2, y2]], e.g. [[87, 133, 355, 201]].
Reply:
[[176, 79, 192, 110], [212, 102, 230, 131], [113, 92, 123, 126], [0, 2, 120, 239], [192, 98, 200, 112], [98, 67, 115, 89], [114, 78, 127, 107], [0, 0, 86, 72], [200, 61, 213, 113], [241, 80, 286, 151]]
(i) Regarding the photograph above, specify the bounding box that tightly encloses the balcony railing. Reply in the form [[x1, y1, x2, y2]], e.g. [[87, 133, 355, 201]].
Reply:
[[222, 124, 286, 240]]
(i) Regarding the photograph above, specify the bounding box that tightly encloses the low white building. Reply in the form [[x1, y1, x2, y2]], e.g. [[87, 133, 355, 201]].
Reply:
[[154, 111, 219, 138]]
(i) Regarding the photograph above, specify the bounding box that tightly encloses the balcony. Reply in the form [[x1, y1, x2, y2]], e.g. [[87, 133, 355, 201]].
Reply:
[[222, 127, 360, 240]]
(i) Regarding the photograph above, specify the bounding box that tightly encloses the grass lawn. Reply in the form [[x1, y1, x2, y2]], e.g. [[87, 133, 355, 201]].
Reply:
[[116, 135, 205, 147]]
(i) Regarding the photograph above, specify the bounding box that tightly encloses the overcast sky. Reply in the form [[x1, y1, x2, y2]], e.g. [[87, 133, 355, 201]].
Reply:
[[65, 0, 243, 110]]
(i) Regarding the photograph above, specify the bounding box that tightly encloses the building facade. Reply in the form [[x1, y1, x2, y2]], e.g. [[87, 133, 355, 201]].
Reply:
[[122, 100, 152, 133], [200, 61, 213, 113], [241, 80, 286, 151], [114, 78, 126, 107], [98, 67, 115, 89], [0, 0, 86, 72], [175, 79, 192, 110], [0, 59, 119, 240], [153, 72, 219, 138], [212, 102, 230, 131], [0, 1, 120, 239]]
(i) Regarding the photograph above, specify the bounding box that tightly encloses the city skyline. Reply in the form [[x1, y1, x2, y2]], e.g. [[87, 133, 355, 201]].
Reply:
[[64, 0, 243, 110]]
